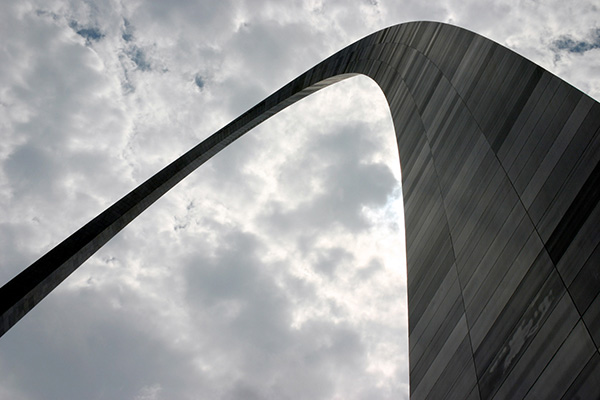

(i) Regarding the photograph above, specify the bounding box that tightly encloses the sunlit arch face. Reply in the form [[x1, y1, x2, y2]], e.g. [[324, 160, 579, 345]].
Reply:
[[2, 20, 600, 400]]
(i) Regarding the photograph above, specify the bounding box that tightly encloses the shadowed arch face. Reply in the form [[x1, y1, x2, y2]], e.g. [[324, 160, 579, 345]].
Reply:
[[1, 21, 600, 399]]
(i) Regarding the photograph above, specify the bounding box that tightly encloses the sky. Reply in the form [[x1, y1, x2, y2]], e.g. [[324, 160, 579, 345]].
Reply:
[[0, 1, 599, 399]]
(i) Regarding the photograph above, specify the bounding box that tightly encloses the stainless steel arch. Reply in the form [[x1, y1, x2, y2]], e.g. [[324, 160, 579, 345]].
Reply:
[[1, 21, 600, 399]]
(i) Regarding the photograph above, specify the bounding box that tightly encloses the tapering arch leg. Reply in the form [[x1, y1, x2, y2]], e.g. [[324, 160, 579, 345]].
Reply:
[[2, 21, 599, 399]]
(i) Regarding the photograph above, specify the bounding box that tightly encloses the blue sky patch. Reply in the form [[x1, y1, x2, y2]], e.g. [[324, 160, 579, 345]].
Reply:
[[122, 18, 134, 42], [127, 46, 151, 71], [69, 21, 104, 42], [194, 74, 205, 89], [552, 28, 600, 54]]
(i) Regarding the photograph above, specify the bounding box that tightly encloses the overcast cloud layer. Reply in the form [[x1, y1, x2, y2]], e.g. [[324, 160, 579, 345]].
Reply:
[[1, 1, 599, 399]]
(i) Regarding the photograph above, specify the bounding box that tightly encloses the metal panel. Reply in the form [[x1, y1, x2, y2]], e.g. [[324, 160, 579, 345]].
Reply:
[[490, 293, 579, 399], [523, 321, 596, 399]]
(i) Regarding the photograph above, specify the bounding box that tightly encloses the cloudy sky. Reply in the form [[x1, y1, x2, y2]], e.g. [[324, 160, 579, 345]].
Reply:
[[1, 1, 599, 399]]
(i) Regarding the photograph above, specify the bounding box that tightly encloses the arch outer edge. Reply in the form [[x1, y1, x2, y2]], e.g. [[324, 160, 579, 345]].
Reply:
[[1, 21, 599, 399]]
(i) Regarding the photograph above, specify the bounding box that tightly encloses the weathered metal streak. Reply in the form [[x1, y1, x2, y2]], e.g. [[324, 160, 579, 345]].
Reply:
[[1, 22, 599, 399]]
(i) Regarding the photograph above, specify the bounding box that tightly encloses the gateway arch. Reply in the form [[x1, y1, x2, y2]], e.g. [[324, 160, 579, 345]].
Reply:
[[1, 21, 600, 399]]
